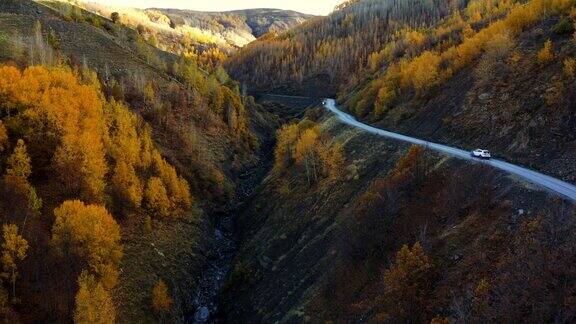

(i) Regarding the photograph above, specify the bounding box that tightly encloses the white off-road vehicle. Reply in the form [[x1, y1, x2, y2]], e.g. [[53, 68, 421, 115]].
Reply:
[[471, 149, 492, 159]]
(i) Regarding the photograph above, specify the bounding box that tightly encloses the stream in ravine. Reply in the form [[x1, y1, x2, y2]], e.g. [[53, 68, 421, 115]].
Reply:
[[186, 94, 313, 323], [188, 212, 236, 323], [187, 146, 274, 323]]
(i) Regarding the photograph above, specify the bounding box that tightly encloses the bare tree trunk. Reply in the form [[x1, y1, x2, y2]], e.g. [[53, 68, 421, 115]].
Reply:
[[12, 269, 15, 300], [311, 155, 318, 182], [304, 157, 311, 186]]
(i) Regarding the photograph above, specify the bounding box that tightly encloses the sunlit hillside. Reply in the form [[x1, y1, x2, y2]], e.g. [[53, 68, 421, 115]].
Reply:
[[40, 0, 312, 69]]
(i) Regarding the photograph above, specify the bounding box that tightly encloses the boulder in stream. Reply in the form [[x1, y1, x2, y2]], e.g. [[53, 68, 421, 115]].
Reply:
[[194, 306, 210, 323]]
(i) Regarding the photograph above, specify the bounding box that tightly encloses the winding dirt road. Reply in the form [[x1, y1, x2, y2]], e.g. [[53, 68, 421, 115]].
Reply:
[[323, 99, 576, 201]]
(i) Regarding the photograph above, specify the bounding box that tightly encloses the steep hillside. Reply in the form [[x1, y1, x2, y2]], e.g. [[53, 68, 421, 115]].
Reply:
[[1, 0, 261, 202], [225, 0, 576, 183], [226, 0, 465, 95], [220, 101, 576, 323], [340, 0, 576, 184], [217, 0, 576, 322], [2, 0, 576, 322], [0, 0, 273, 322]]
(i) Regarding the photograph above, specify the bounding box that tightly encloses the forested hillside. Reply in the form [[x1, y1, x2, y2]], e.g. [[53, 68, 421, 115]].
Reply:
[[339, 0, 576, 184], [2, 0, 576, 322], [0, 0, 268, 321], [227, 0, 576, 182], [226, 0, 465, 95]]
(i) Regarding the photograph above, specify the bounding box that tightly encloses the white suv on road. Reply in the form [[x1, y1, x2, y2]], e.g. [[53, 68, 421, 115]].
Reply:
[[471, 149, 492, 159]]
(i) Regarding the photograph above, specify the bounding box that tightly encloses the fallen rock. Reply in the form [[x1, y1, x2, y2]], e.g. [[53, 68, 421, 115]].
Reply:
[[194, 306, 210, 323], [345, 164, 360, 181], [479, 93, 492, 101]]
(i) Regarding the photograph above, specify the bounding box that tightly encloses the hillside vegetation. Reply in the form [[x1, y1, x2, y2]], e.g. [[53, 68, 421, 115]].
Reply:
[[0, 0, 271, 322], [2, 0, 576, 322], [0, 64, 193, 322], [227, 0, 576, 181], [337, 0, 576, 184], [226, 0, 464, 95], [344, 0, 573, 117]]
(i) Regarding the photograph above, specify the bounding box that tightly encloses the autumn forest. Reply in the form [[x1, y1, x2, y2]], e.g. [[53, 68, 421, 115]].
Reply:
[[1, 0, 576, 322]]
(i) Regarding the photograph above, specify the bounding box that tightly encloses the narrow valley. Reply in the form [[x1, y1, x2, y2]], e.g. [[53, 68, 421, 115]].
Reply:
[[1, 0, 576, 323]]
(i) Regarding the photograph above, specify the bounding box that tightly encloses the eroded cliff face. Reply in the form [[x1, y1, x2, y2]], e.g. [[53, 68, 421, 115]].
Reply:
[[219, 102, 575, 323]]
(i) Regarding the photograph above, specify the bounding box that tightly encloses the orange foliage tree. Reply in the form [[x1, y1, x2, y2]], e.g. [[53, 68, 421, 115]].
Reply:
[[351, 0, 575, 118], [383, 242, 434, 322], [51, 200, 123, 289], [1, 224, 28, 300], [145, 177, 172, 218], [537, 40, 554, 66], [274, 124, 300, 172], [74, 271, 115, 324], [0, 65, 194, 220], [390, 145, 426, 186], [0, 65, 107, 203], [274, 120, 345, 185], [294, 127, 320, 184], [6, 139, 31, 179], [2, 139, 42, 225], [152, 279, 173, 313]]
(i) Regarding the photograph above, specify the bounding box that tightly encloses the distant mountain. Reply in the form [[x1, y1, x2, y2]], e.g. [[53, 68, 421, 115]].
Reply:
[[78, 2, 312, 51], [157, 8, 314, 47]]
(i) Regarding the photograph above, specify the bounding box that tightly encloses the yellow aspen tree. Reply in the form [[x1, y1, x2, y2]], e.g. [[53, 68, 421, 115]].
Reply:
[[6, 139, 31, 179], [401, 51, 442, 90], [274, 124, 300, 172], [152, 279, 173, 313], [111, 158, 143, 209], [538, 40, 554, 65], [383, 242, 433, 321], [3, 139, 41, 226], [144, 82, 155, 102], [1, 224, 28, 300], [51, 201, 123, 289], [153, 154, 193, 212], [317, 142, 345, 181], [463, 24, 475, 39], [294, 128, 320, 185], [74, 271, 115, 324], [145, 177, 172, 218]]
